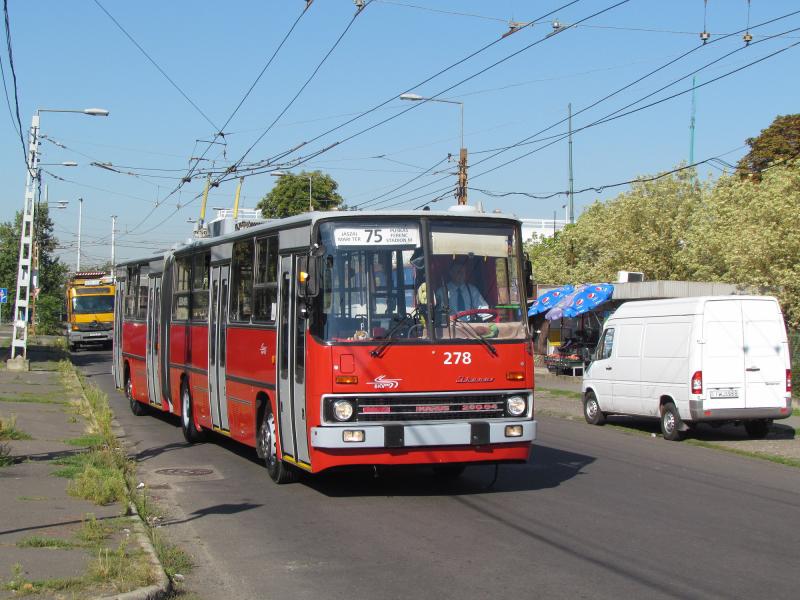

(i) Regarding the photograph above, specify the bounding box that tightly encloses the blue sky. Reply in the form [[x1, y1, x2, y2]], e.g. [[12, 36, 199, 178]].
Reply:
[[2, 0, 799, 265]]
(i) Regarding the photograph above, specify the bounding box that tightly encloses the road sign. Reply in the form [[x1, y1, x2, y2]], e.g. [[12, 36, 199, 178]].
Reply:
[[0, 288, 7, 304]]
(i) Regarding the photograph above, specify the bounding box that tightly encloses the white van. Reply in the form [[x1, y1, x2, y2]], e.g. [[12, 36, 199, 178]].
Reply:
[[581, 296, 793, 440]]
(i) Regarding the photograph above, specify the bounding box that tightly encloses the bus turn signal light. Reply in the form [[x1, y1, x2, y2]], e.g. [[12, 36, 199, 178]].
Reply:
[[335, 375, 358, 385], [298, 271, 309, 283], [505, 425, 523, 437], [506, 371, 525, 381]]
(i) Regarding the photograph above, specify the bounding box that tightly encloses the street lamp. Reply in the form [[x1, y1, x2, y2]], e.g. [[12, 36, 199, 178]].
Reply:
[[399, 93, 464, 150], [400, 92, 468, 205], [9, 107, 108, 365], [271, 170, 314, 213]]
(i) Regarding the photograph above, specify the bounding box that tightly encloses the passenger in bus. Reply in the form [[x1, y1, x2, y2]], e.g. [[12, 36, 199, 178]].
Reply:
[[435, 260, 488, 316]]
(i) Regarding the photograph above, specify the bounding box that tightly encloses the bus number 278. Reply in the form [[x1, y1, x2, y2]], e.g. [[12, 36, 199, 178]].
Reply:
[[443, 352, 472, 365]]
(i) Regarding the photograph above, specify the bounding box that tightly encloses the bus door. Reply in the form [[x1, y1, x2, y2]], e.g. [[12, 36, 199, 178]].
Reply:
[[112, 282, 125, 389], [208, 263, 230, 431], [277, 254, 310, 467], [145, 275, 162, 407]]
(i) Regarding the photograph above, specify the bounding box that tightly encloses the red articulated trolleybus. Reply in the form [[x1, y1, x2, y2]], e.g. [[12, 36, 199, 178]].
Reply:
[[112, 209, 537, 483]]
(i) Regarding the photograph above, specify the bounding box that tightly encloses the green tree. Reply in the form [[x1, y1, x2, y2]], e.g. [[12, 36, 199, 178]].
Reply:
[[257, 170, 344, 219], [682, 161, 800, 327], [526, 168, 704, 284], [736, 114, 800, 180], [0, 205, 68, 333]]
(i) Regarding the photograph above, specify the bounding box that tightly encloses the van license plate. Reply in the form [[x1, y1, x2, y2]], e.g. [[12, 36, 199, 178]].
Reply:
[[710, 388, 738, 399]]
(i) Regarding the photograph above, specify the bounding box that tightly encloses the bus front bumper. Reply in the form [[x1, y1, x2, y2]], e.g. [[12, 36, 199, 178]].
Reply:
[[68, 330, 113, 343], [311, 419, 536, 449]]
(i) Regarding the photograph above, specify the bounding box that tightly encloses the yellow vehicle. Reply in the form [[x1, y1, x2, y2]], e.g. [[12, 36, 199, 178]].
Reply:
[[65, 272, 115, 351]]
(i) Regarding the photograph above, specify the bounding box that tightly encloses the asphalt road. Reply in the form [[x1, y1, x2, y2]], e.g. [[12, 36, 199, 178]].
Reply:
[[73, 349, 800, 600]]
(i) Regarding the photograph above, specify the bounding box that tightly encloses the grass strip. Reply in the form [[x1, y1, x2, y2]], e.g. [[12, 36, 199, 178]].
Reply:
[[537, 387, 583, 400], [686, 439, 800, 469]]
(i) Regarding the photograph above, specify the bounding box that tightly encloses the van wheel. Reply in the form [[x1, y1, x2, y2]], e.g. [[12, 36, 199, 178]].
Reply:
[[660, 402, 683, 441], [583, 391, 605, 425], [181, 382, 207, 443], [126, 375, 147, 416], [744, 419, 770, 439], [257, 403, 296, 484]]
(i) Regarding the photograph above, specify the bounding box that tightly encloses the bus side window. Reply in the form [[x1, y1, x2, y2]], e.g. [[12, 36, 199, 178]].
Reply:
[[190, 253, 210, 321], [172, 257, 191, 321], [230, 239, 254, 323], [254, 236, 278, 323]]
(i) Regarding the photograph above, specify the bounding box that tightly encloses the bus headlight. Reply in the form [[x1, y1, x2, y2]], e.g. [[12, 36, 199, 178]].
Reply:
[[332, 400, 354, 422], [506, 396, 526, 417]]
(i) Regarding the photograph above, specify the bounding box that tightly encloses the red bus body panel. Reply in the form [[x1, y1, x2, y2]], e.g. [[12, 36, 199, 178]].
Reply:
[[122, 321, 148, 403]]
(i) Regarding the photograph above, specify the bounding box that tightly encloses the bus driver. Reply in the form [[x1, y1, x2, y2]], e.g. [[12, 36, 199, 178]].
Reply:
[[435, 260, 488, 317]]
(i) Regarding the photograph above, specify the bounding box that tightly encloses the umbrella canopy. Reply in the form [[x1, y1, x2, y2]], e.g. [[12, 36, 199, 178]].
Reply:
[[528, 284, 574, 316], [547, 283, 614, 320], [544, 285, 585, 321]]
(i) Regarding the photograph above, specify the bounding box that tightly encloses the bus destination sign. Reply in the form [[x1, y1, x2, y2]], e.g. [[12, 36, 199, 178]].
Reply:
[[334, 225, 420, 247]]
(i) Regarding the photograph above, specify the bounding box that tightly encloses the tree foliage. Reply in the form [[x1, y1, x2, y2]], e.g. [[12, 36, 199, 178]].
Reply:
[[526, 162, 800, 327], [257, 170, 344, 219], [0, 205, 68, 334], [737, 114, 800, 180]]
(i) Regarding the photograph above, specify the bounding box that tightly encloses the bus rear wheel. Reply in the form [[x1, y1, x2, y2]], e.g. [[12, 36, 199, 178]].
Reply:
[[127, 374, 147, 416], [257, 405, 296, 484], [181, 382, 206, 443]]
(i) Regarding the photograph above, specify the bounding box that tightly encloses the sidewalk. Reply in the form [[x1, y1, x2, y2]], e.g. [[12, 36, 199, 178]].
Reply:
[[0, 345, 164, 598]]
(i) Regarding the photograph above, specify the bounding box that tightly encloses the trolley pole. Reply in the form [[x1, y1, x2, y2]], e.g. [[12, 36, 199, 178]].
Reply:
[[76, 198, 83, 272]]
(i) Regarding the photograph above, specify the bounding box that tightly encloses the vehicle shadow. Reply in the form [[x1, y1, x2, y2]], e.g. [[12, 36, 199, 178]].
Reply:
[[303, 443, 595, 498], [69, 349, 113, 373], [602, 415, 796, 441]]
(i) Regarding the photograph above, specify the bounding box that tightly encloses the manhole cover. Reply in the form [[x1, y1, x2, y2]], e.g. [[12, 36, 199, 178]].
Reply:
[[155, 468, 214, 477]]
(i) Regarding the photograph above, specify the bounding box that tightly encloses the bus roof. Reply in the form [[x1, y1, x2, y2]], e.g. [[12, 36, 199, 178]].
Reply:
[[115, 208, 522, 268]]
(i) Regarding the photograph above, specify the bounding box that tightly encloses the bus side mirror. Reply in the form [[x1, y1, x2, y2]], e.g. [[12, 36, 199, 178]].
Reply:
[[524, 259, 534, 299], [296, 255, 320, 298]]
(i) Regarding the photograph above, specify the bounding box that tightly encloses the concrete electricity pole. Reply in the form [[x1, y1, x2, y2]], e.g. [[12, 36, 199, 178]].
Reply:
[[568, 103, 574, 224], [8, 107, 108, 365]]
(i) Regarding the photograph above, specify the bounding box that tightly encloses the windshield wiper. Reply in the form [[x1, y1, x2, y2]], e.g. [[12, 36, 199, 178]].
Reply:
[[453, 318, 498, 357], [370, 311, 417, 358]]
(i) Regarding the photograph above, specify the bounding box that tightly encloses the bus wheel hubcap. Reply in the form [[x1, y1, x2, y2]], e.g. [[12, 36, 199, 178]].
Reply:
[[182, 391, 189, 428]]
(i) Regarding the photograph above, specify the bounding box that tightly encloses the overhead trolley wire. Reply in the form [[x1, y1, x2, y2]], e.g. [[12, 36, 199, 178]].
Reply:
[[384, 9, 800, 207], [92, 0, 219, 132], [3, 0, 29, 173]]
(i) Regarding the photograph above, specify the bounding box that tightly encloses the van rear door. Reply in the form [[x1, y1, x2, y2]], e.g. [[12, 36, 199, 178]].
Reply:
[[702, 300, 745, 410], [741, 299, 788, 409]]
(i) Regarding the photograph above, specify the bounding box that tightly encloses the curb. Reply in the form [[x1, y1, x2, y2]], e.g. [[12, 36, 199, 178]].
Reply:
[[93, 502, 172, 600], [64, 361, 173, 600]]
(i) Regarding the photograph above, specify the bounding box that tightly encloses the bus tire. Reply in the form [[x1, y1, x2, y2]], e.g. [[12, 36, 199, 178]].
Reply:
[[583, 391, 605, 425], [181, 382, 207, 443], [258, 403, 296, 484], [127, 373, 147, 416]]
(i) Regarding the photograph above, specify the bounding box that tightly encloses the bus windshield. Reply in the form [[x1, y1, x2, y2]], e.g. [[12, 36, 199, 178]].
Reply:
[[315, 219, 526, 343], [72, 295, 115, 314]]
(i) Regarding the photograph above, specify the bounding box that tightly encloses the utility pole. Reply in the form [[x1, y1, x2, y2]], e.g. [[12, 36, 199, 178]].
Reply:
[[10, 114, 41, 361], [567, 103, 574, 224], [76, 198, 83, 272], [456, 148, 468, 205], [110, 215, 117, 273], [689, 76, 697, 165]]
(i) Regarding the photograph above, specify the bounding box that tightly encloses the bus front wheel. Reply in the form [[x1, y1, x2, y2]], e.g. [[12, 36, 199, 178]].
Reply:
[[257, 404, 296, 484]]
